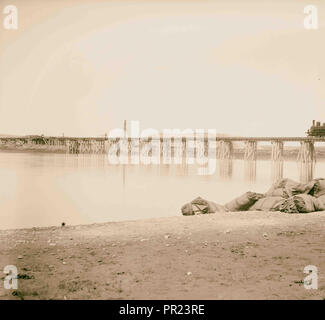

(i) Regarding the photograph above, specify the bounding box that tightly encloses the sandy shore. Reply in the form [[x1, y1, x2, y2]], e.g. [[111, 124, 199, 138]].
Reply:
[[1, 211, 325, 300]]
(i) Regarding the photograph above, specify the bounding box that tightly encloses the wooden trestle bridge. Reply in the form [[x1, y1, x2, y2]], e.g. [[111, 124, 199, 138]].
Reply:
[[0, 135, 324, 162]]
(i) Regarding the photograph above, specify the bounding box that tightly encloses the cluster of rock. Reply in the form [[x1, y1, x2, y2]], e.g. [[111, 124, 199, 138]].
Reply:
[[181, 178, 325, 215]]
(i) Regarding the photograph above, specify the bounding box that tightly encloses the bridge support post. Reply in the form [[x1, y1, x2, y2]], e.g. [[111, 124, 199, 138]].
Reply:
[[128, 137, 138, 163], [104, 139, 109, 154], [271, 140, 283, 161], [297, 141, 316, 163], [297, 141, 316, 182], [217, 140, 233, 160], [244, 140, 257, 161], [66, 140, 70, 153]]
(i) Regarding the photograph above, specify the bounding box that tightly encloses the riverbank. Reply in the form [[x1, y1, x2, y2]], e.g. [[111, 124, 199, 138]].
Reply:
[[1, 211, 325, 300]]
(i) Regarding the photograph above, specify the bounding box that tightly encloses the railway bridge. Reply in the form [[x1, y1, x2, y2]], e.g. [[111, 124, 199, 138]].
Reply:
[[0, 135, 324, 162]]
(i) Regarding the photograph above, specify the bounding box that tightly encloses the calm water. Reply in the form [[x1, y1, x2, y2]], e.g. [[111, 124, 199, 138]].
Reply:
[[0, 152, 324, 230]]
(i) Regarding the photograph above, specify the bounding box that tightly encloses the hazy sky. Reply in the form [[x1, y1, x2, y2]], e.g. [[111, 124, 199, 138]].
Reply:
[[0, 0, 324, 137]]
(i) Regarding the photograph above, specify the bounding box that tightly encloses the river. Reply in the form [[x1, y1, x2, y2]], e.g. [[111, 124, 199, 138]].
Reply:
[[0, 152, 323, 229]]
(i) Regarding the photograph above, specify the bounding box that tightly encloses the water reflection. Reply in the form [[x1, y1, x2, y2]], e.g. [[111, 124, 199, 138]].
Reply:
[[14, 153, 319, 185], [2, 152, 325, 229], [244, 160, 256, 182], [219, 159, 233, 180], [298, 161, 315, 183], [271, 160, 284, 182], [159, 164, 171, 176]]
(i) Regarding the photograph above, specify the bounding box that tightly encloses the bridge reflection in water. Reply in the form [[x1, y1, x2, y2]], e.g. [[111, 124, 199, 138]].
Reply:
[[298, 161, 315, 183], [0, 135, 322, 183], [219, 159, 233, 180], [271, 160, 284, 183]]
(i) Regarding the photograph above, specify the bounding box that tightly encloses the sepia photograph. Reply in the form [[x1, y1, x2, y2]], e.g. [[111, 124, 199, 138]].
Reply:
[[0, 0, 324, 309]]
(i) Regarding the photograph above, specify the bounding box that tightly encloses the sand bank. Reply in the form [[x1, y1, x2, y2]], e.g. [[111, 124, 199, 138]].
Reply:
[[0, 211, 325, 300]]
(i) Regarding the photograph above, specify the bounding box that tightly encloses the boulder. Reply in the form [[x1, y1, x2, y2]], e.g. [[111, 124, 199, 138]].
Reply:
[[224, 192, 263, 212], [249, 196, 285, 211]]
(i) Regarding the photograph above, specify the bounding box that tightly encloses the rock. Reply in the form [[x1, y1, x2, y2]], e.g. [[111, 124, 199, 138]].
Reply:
[[17, 255, 23, 259], [140, 239, 149, 242], [186, 272, 192, 276], [263, 233, 268, 238], [164, 235, 170, 239], [62, 261, 67, 265]]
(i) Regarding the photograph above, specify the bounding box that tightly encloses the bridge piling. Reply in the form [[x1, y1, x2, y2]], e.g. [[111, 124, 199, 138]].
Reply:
[[297, 141, 316, 163], [271, 141, 284, 161], [244, 140, 257, 161], [218, 140, 233, 160]]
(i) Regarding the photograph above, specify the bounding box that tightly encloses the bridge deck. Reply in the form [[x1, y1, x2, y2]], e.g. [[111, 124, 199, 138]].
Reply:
[[1, 136, 325, 142]]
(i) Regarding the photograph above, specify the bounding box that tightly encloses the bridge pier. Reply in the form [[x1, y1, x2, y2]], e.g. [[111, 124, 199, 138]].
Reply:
[[172, 137, 184, 164], [195, 137, 207, 162], [129, 138, 139, 164], [271, 141, 284, 161], [217, 140, 233, 160], [297, 141, 316, 163], [66, 140, 79, 154], [244, 140, 257, 161]]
